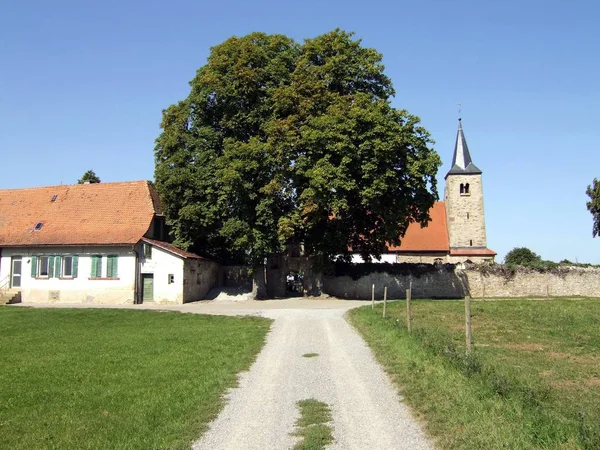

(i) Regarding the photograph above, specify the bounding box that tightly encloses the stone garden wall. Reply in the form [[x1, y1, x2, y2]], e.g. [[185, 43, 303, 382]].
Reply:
[[323, 265, 600, 299]]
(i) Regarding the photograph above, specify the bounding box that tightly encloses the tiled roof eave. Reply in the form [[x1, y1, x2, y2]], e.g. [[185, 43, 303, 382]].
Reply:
[[141, 237, 207, 260], [450, 247, 497, 256]]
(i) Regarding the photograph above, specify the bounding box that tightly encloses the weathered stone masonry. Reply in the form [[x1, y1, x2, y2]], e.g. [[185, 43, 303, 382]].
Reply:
[[323, 266, 600, 299]]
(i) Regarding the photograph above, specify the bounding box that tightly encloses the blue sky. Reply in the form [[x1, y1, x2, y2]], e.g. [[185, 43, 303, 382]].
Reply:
[[2, 0, 599, 263]]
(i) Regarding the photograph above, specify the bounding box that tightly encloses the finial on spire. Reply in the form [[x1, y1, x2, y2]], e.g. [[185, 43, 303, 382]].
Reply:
[[457, 103, 462, 121]]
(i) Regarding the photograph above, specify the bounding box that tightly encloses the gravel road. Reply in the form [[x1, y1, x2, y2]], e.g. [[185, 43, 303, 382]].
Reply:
[[192, 304, 433, 450]]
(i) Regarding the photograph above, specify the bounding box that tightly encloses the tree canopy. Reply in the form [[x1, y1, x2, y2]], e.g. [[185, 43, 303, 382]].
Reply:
[[78, 170, 101, 184], [586, 178, 600, 238], [504, 247, 541, 266], [155, 30, 441, 266]]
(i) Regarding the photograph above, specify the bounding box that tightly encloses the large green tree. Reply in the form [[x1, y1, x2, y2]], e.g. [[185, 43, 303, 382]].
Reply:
[[587, 178, 600, 238], [155, 30, 441, 293]]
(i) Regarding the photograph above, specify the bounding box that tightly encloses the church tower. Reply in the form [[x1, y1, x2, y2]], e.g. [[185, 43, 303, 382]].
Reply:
[[444, 119, 489, 257]]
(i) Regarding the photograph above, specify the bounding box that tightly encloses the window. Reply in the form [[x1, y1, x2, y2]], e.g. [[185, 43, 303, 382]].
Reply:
[[143, 244, 152, 260], [168, 274, 174, 284], [460, 183, 470, 196], [34, 222, 44, 231], [91, 255, 102, 277], [466, 212, 470, 219], [470, 240, 473, 246], [38, 256, 49, 277], [63, 256, 73, 277], [107, 255, 118, 278], [153, 216, 166, 240]]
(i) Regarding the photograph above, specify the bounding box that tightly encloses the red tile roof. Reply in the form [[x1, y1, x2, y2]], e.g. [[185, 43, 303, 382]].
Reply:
[[387, 202, 450, 252], [0, 181, 159, 246], [141, 238, 204, 260], [450, 248, 497, 256]]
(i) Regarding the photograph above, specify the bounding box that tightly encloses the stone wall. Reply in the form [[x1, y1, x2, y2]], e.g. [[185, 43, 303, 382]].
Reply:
[[217, 266, 252, 288], [183, 259, 219, 302], [465, 267, 600, 298], [323, 265, 600, 299]]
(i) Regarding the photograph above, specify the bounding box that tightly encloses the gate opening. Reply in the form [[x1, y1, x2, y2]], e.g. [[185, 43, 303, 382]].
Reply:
[[286, 271, 304, 297]]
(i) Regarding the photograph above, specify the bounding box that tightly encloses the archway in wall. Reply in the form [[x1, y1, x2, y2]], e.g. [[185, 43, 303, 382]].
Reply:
[[285, 270, 304, 297]]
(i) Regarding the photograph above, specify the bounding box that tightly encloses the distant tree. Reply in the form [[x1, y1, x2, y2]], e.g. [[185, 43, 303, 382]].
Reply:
[[78, 170, 101, 184], [504, 247, 542, 266], [586, 178, 600, 238]]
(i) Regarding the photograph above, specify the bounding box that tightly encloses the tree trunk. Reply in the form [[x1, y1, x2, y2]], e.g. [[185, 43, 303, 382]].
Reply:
[[252, 265, 267, 300]]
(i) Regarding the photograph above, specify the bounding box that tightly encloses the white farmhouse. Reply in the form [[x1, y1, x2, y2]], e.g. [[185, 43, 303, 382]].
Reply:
[[0, 181, 218, 305]]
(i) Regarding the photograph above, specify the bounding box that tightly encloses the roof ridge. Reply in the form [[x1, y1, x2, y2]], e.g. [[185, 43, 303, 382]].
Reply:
[[0, 180, 151, 192]]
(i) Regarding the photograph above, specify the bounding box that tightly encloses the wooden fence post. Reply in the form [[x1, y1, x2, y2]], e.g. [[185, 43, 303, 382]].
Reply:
[[406, 288, 412, 333], [372, 284, 375, 309], [383, 286, 387, 318], [465, 296, 472, 352]]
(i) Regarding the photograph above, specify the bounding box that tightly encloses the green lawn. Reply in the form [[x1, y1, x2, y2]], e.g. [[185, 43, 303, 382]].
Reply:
[[349, 298, 600, 450], [0, 307, 271, 449]]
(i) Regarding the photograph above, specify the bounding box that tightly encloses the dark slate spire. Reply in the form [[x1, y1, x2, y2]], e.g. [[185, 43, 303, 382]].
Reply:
[[446, 118, 482, 177]]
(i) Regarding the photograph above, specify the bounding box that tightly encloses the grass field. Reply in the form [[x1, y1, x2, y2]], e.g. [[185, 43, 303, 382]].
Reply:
[[0, 307, 271, 449], [349, 298, 600, 449]]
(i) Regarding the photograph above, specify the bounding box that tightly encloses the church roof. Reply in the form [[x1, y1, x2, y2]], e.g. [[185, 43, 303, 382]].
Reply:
[[387, 202, 450, 252], [446, 119, 482, 177]]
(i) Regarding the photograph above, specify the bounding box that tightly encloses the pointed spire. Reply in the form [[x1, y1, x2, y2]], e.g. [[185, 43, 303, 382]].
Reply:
[[446, 118, 481, 177]]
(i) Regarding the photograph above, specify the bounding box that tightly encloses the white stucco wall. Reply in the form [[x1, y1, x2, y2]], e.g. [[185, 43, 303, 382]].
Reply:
[[139, 245, 184, 304], [0, 246, 136, 304], [350, 254, 398, 264]]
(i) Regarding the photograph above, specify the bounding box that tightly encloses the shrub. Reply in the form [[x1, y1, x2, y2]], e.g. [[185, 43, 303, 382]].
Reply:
[[505, 247, 541, 266]]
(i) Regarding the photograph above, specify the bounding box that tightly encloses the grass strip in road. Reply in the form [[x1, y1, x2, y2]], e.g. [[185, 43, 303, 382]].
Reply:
[[348, 299, 600, 449], [292, 398, 334, 450], [302, 353, 320, 358], [0, 307, 271, 450]]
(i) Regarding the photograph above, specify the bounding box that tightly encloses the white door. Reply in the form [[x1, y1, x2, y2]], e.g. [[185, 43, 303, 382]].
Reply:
[[11, 257, 22, 288]]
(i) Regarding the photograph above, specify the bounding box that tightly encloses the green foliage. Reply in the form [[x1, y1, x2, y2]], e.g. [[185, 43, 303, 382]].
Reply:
[[77, 169, 100, 184], [586, 178, 600, 238], [504, 247, 541, 266], [330, 261, 454, 280], [155, 30, 441, 265], [0, 307, 271, 449]]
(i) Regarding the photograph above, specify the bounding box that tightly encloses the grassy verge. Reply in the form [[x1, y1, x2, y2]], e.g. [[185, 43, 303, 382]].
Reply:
[[0, 307, 271, 449], [292, 399, 334, 450], [348, 299, 600, 449]]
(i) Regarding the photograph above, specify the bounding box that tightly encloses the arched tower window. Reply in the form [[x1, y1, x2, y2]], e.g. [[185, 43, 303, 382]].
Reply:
[[460, 182, 470, 196]]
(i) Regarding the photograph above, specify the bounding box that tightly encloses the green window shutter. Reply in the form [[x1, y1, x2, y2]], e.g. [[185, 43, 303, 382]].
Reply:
[[107, 256, 113, 278], [55, 257, 62, 278], [96, 256, 103, 277], [31, 256, 37, 277], [72, 256, 79, 278], [48, 256, 55, 278], [108, 256, 118, 277], [91, 256, 98, 277]]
